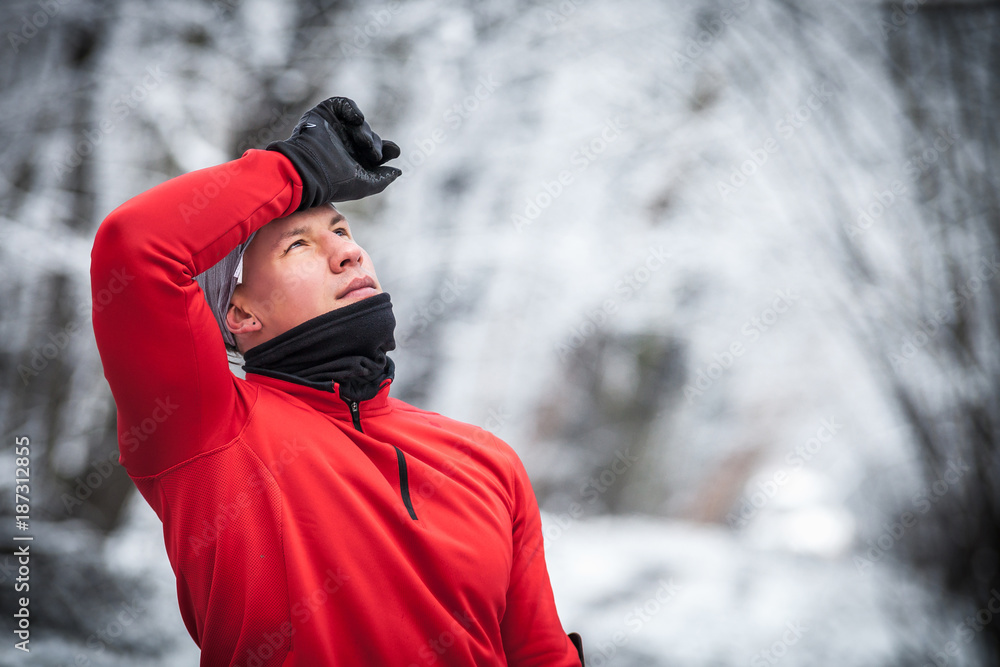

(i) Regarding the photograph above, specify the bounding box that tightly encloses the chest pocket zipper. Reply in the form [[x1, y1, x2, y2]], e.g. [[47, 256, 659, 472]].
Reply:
[[348, 400, 418, 521]]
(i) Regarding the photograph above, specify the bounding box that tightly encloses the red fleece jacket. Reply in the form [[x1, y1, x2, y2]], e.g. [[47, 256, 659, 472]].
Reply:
[[90, 150, 580, 666]]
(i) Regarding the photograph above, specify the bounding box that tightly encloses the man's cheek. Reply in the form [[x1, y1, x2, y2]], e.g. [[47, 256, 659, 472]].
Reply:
[[287, 258, 322, 287]]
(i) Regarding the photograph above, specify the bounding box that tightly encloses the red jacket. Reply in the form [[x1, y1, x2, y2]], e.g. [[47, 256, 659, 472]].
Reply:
[[90, 150, 580, 666]]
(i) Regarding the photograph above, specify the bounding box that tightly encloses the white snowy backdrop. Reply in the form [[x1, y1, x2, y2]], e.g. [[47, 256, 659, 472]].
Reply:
[[1, 0, 999, 665]]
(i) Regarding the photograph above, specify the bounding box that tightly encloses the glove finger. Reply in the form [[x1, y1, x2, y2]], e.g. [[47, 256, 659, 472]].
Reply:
[[328, 97, 365, 126], [344, 120, 385, 167], [380, 140, 401, 163], [321, 118, 380, 170]]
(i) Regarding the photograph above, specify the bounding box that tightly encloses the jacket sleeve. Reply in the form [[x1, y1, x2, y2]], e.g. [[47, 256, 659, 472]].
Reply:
[[90, 150, 302, 477], [501, 452, 582, 666]]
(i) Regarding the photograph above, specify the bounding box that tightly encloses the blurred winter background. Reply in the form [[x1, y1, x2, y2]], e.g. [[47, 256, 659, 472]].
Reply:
[[1, 0, 999, 664]]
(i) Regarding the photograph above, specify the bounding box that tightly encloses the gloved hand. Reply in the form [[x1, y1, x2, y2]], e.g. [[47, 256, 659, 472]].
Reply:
[[266, 97, 401, 209]]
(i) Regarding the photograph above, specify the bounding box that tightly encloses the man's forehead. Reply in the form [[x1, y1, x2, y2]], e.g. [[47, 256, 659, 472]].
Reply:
[[258, 206, 347, 248]]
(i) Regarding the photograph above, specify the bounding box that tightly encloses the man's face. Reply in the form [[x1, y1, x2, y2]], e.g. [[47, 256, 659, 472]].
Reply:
[[226, 205, 382, 352]]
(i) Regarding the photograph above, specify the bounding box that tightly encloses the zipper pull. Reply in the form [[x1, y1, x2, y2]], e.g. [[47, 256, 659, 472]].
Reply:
[[348, 401, 363, 432]]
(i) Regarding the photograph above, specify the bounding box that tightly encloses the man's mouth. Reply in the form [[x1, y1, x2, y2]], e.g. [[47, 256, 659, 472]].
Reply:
[[338, 276, 377, 299]]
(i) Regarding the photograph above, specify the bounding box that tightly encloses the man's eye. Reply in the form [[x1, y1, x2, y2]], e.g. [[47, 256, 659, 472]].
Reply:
[[284, 239, 305, 253], [333, 228, 349, 237]]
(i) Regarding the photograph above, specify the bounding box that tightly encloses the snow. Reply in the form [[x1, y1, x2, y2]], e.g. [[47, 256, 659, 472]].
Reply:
[[544, 514, 973, 666]]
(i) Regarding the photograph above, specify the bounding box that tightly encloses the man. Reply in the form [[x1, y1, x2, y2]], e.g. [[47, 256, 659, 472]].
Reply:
[[90, 96, 585, 666]]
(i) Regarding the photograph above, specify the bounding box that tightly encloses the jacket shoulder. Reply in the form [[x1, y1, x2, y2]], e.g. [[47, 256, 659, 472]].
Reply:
[[387, 398, 522, 477]]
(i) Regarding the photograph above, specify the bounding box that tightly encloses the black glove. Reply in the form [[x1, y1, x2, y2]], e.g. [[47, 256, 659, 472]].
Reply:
[[266, 97, 401, 209]]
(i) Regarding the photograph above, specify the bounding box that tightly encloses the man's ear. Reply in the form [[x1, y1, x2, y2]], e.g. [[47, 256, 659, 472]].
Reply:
[[225, 300, 261, 338]]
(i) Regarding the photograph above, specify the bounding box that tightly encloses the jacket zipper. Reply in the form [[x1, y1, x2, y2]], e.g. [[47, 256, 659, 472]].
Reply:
[[348, 400, 363, 432], [346, 399, 418, 521]]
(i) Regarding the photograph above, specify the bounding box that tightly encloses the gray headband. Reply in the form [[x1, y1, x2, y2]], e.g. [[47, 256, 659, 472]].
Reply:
[[195, 231, 257, 350]]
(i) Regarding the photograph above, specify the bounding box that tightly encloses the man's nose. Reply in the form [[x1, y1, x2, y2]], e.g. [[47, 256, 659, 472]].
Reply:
[[324, 233, 363, 271]]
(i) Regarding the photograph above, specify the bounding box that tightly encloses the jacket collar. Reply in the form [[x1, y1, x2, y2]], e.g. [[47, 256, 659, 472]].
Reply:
[[245, 372, 394, 421]]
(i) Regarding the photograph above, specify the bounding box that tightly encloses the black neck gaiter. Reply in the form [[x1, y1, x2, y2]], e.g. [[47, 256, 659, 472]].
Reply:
[[242, 292, 396, 403]]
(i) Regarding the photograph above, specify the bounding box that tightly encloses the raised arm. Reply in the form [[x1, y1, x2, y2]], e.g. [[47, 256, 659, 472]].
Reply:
[[91, 150, 304, 476]]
